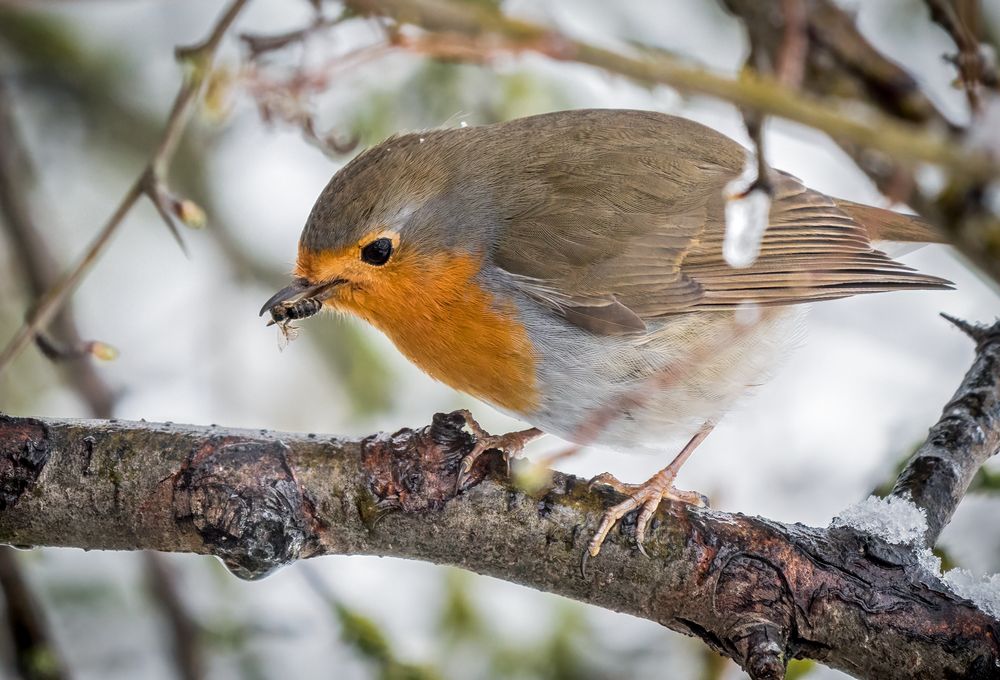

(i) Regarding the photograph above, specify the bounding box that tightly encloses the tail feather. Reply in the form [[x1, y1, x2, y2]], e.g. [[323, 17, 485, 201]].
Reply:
[[835, 199, 945, 244]]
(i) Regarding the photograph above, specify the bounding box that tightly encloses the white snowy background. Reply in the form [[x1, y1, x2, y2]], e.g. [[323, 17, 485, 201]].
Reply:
[[1, 0, 998, 678]]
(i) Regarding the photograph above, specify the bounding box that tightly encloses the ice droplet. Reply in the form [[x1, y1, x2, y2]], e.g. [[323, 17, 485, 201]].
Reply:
[[723, 157, 771, 269], [459, 120, 468, 128]]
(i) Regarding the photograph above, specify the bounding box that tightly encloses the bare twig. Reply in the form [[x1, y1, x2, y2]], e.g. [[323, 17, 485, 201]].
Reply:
[[890, 316, 1000, 544], [240, 12, 345, 57], [144, 553, 204, 680], [0, 78, 116, 418], [775, 0, 807, 88], [0, 547, 68, 680], [924, 0, 996, 114], [339, 0, 995, 177], [0, 0, 249, 377]]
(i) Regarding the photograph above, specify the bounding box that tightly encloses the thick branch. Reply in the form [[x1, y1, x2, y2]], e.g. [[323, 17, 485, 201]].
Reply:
[[1, 398, 997, 679]]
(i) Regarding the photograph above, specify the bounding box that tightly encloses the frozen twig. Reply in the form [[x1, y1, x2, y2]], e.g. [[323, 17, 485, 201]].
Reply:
[[0, 0, 249, 377]]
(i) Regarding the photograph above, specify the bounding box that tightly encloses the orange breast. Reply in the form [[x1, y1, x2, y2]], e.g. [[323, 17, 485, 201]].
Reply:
[[302, 249, 538, 413]]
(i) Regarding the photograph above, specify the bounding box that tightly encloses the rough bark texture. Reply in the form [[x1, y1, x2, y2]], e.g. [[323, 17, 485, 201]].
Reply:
[[891, 317, 1000, 545], [2, 321, 1000, 680]]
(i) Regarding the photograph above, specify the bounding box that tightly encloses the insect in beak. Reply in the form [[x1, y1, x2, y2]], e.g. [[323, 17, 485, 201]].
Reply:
[[259, 278, 343, 326]]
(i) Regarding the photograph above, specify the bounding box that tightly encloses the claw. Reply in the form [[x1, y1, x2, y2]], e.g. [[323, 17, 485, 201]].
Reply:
[[585, 479, 709, 560], [452, 410, 543, 494], [582, 425, 714, 567], [588, 471, 635, 495]]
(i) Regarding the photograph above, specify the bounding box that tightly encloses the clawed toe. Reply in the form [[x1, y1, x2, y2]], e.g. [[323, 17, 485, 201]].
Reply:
[[585, 477, 708, 562], [454, 410, 543, 492], [581, 426, 714, 575], [587, 471, 637, 495]]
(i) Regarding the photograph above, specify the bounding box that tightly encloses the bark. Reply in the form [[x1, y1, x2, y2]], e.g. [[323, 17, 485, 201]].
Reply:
[[2, 324, 1000, 680]]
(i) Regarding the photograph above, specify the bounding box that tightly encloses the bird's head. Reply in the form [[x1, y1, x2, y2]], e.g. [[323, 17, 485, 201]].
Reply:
[[260, 129, 496, 326]]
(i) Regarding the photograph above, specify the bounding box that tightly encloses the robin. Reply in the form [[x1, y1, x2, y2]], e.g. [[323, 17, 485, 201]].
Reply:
[[260, 109, 950, 564]]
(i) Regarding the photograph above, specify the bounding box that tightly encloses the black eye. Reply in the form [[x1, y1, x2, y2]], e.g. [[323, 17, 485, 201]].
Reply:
[[361, 237, 393, 266]]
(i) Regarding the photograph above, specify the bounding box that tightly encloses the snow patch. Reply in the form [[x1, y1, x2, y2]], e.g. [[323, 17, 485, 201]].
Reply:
[[918, 551, 1000, 621], [942, 569, 1000, 620], [831, 494, 928, 545], [833, 495, 1000, 620]]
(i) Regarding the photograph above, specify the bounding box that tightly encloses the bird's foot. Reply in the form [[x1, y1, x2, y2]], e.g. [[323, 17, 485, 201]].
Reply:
[[587, 470, 708, 560], [454, 409, 543, 492]]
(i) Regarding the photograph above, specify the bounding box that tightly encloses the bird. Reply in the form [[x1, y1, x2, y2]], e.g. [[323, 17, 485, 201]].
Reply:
[[260, 108, 951, 564]]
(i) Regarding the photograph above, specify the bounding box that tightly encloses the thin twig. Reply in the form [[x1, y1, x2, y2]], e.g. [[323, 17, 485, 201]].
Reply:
[[0, 547, 68, 680], [0, 79, 117, 417], [776, 0, 807, 88], [0, 0, 249, 377], [339, 0, 997, 178], [924, 0, 993, 114], [144, 553, 204, 680], [890, 317, 1000, 544]]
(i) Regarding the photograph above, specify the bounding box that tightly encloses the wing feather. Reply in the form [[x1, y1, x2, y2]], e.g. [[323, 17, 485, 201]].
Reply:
[[487, 110, 950, 335]]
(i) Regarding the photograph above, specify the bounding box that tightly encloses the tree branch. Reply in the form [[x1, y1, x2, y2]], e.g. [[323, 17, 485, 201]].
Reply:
[[2, 321, 1000, 679], [0, 547, 67, 680], [344, 0, 994, 177], [891, 315, 1000, 545], [0, 77, 117, 419]]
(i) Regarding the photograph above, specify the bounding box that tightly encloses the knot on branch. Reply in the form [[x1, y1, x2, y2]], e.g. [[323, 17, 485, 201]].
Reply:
[[360, 411, 479, 524], [714, 553, 794, 680], [173, 436, 314, 580], [0, 415, 50, 512]]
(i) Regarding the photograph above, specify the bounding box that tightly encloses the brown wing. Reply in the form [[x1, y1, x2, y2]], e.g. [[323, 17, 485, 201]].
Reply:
[[488, 110, 951, 335]]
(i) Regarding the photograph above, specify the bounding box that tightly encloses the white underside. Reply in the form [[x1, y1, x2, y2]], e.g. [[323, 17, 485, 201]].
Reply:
[[506, 300, 807, 454]]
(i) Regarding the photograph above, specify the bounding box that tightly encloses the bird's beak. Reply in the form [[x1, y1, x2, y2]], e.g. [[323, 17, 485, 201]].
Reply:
[[258, 278, 342, 317]]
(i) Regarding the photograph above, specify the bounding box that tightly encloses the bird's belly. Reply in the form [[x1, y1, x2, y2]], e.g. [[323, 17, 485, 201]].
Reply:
[[516, 304, 806, 453]]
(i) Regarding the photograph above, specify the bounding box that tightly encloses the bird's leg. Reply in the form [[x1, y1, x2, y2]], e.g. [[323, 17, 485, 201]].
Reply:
[[587, 424, 714, 560], [455, 409, 544, 492]]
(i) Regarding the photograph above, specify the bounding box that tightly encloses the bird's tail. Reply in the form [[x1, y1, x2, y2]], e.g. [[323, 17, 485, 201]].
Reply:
[[835, 199, 945, 244]]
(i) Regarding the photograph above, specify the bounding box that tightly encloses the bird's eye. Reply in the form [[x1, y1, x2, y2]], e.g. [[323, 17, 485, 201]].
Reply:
[[361, 237, 393, 266]]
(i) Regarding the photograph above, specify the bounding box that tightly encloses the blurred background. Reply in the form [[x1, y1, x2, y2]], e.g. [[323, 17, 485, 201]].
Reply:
[[0, 0, 998, 678]]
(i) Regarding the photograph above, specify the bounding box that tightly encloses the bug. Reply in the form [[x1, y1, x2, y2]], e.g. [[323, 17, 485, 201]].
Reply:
[[266, 297, 324, 349], [267, 297, 324, 325]]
